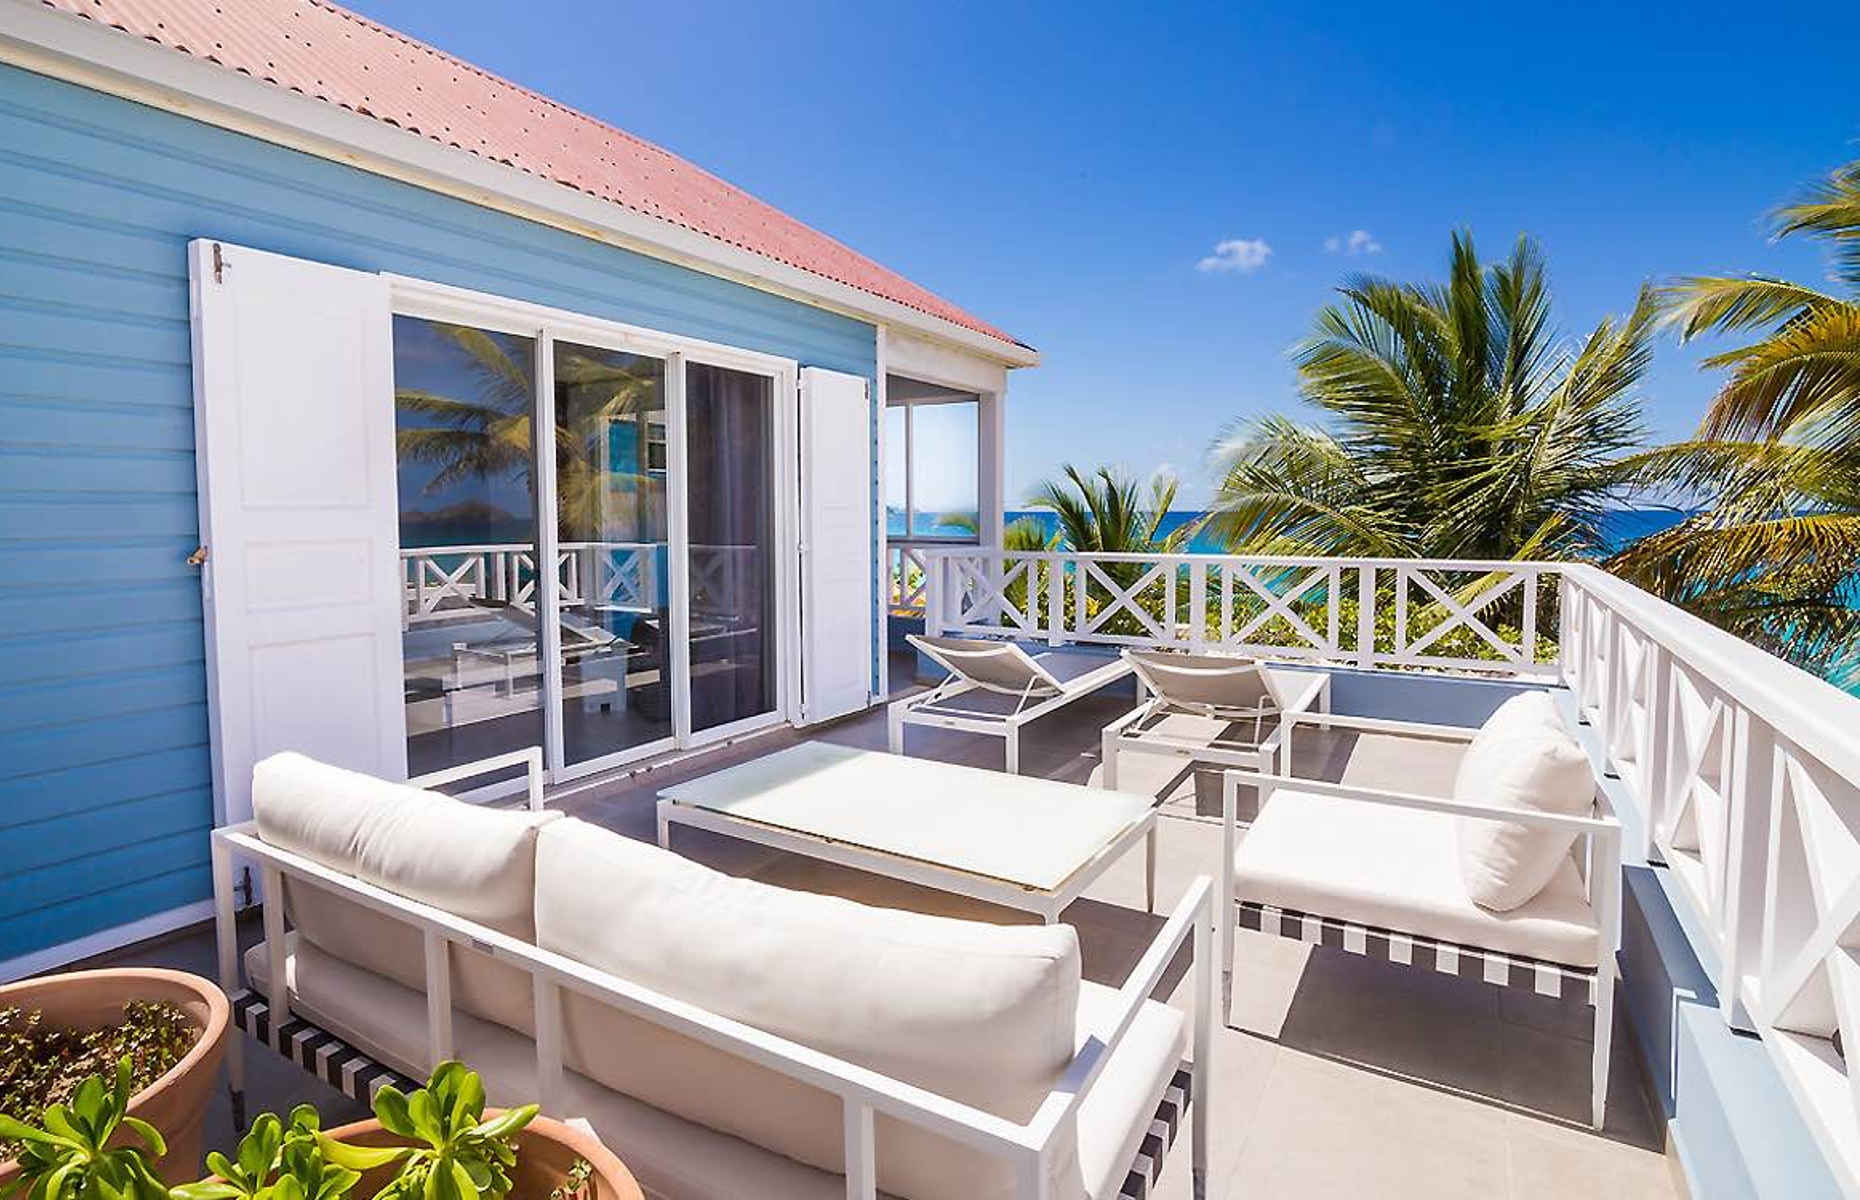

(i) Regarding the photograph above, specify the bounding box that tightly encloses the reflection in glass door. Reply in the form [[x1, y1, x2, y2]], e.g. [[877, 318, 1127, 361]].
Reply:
[[392, 317, 542, 777], [684, 362, 777, 734], [394, 307, 789, 782], [551, 341, 673, 766]]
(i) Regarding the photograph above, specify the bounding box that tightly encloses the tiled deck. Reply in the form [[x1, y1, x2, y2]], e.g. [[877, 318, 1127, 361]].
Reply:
[[90, 681, 1679, 1200]]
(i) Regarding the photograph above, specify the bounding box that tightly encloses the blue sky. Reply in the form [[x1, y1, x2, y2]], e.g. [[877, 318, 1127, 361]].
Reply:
[[347, 0, 1859, 509]]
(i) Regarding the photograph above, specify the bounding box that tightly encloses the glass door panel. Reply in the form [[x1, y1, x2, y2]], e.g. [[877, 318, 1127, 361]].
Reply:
[[393, 316, 542, 777], [552, 340, 673, 765], [683, 362, 777, 733]]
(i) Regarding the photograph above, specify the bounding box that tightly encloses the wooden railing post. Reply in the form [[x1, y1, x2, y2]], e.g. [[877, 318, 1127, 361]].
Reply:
[[1355, 564, 1376, 670], [1520, 567, 1538, 666], [924, 554, 944, 637], [1046, 554, 1064, 647], [1189, 560, 1207, 651]]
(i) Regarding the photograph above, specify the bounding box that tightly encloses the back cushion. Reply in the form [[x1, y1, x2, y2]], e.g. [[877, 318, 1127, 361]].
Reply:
[[1453, 691, 1597, 912], [252, 752, 559, 1034], [533, 818, 1081, 1200]]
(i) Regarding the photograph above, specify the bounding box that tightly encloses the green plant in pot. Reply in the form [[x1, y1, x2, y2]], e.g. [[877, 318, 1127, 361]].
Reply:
[[0, 1060, 554, 1200], [318, 1064, 537, 1200], [175, 1106, 357, 1200]]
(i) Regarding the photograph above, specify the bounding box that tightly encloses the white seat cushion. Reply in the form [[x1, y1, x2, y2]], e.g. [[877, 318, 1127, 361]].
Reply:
[[1452, 691, 1598, 912], [252, 752, 559, 1034], [1234, 789, 1600, 968], [533, 818, 1082, 1200], [247, 937, 1185, 1200], [246, 938, 850, 1200]]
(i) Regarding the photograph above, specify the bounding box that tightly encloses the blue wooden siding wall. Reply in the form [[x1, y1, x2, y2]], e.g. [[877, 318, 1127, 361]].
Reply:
[[0, 62, 879, 966]]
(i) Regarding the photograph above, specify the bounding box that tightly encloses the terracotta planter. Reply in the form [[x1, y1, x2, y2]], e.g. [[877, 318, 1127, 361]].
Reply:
[[0, 968, 229, 1186], [324, 1113, 643, 1200]]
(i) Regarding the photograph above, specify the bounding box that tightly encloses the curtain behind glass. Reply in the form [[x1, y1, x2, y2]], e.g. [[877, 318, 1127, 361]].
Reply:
[[684, 362, 776, 731]]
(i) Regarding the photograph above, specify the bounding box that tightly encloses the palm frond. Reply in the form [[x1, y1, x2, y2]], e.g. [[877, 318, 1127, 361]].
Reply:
[[1694, 304, 1860, 440], [1773, 161, 1860, 289]]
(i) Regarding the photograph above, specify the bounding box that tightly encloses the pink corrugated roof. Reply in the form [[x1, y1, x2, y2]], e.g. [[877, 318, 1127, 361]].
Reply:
[[42, 0, 1024, 349]]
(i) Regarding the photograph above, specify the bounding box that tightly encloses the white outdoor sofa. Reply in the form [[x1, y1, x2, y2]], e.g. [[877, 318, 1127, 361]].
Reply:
[[210, 749, 1212, 1200], [1216, 690, 1622, 1129]]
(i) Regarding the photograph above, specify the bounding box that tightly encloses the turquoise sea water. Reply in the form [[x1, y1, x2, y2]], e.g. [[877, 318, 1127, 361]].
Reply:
[[889, 507, 1689, 554]]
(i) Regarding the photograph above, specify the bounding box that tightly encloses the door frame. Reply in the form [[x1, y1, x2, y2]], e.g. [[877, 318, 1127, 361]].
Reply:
[[386, 275, 800, 782]]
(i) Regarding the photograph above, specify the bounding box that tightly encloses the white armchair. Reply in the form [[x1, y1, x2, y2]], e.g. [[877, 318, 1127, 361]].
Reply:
[[1216, 703, 1623, 1129]]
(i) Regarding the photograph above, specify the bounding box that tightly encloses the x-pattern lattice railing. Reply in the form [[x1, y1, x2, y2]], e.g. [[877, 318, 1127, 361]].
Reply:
[[1561, 564, 1860, 1189], [1390, 565, 1536, 666], [687, 544, 760, 609], [889, 545, 929, 613], [921, 550, 1552, 674], [1208, 561, 1340, 656], [401, 542, 655, 624]]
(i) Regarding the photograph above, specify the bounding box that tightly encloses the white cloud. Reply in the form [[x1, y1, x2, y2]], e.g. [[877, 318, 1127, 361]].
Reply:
[[1196, 238, 1272, 274], [1325, 229, 1382, 255]]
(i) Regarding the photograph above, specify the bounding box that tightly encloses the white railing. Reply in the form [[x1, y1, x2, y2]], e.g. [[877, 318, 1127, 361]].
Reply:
[[400, 542, 658, 624], [888, 538, 976, 617], [920, 549, 1557, 676], [918, 545, 1860, 1186], [889, 545, 929, 615], [1560, 563, 1860, 1191]]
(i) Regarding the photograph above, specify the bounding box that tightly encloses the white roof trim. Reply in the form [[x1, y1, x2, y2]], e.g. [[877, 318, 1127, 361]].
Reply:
[[0, 2, 1040, 369]]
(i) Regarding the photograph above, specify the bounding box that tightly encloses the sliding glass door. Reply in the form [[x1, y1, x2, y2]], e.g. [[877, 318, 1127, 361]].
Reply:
[[392, 307, 788, 782], [552, 341, 674, 765], [683, 363, 778, 736], [393, 317, 543, 778]]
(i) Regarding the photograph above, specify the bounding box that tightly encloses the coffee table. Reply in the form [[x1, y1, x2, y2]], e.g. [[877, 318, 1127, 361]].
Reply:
[[657, 742, 1158, 923]]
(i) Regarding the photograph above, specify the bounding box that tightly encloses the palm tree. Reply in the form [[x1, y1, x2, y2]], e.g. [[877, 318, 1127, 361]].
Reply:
[[1608, 160, 1860, 677], [1031, 464, 1190, 556], [1029, 465, 1192, 634], [1203, 232, 1655, 563], [932, 511, 1055, 551]]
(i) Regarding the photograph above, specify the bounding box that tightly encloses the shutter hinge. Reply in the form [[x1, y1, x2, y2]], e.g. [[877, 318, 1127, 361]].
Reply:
[[186, 545, 209, 566], [211, 242, 227, 284]]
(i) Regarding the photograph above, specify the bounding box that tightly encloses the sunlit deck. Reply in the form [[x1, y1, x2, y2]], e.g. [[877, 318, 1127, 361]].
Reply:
[[98, 674, 1677, 1200]]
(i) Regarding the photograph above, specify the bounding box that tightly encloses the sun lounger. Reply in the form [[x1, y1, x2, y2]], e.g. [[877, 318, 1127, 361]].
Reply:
[[1099, 649, 1331, 793], [888, 635, 1134, 773]]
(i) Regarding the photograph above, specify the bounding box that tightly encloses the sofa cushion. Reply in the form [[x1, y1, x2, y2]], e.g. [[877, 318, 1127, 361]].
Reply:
[[251, 752, 559, 1033], [533, 818, 1083, 1200], [1234, 788, 1600, 968], [1452, 692, 1597, 912], [248, 938, 1183, 1200], [245, 938, 850, 1200]]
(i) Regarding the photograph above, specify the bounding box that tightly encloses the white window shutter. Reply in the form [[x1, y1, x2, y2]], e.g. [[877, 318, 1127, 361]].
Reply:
[[190, 240, 406, 826], [797, 367, 875, 724]]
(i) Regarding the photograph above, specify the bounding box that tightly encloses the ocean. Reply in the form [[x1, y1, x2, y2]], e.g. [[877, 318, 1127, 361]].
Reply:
[[888, 508, 1689, 555]]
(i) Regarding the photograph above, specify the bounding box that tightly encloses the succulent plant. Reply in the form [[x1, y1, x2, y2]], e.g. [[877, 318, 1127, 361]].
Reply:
[[0, 1056, 170, 1200], [317, 1063, 536, 1200]]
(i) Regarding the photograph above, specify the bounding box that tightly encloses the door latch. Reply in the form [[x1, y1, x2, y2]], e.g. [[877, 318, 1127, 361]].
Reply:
[[185, 545, 208, 567]]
